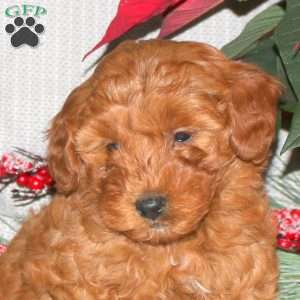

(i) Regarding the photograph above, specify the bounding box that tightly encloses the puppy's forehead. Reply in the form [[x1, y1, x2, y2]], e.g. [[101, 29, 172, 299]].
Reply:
[[90, 40, 229, 132], [94, 94, 224, 137], [93, 40, 229, 105]]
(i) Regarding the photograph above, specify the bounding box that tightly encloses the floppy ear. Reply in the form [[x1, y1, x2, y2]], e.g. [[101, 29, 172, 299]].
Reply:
[[227, 62, 282, 164], [47, 82, 93, 194]]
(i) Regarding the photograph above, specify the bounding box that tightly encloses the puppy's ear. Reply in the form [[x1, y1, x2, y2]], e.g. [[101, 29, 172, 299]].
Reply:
[[226, 62, 282, 164], [47, 82, 93, 194]]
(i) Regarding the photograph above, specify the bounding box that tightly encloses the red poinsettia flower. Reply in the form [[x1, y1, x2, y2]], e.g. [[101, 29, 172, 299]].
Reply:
[[83, 0, 223, 60]]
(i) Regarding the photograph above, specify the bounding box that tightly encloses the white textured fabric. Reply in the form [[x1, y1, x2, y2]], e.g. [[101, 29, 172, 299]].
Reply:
[[0, 0, 281, 240]]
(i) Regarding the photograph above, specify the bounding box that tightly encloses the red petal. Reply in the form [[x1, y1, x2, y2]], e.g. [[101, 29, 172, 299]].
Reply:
[[159, 0, 223, 38], [83, 0, 182, 60]]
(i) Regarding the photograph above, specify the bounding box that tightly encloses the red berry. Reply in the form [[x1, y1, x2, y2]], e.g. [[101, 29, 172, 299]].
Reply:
[[35, 167, 53, 186], [27, 176, 45, 190], [274, 210, 284, 220], [0, 166, 7, 177], [294, 233, 300, 241], [16, 173, 30, 186], [27, 162, 33, 169], [1, 155, 8, 162], [278, 238, 292, 249], [36, 167, 49, 177], [286, 232, 296, 241], [44, 175, 53, 186], [291, 209, 300, 220], [281, 218, 293, 229]]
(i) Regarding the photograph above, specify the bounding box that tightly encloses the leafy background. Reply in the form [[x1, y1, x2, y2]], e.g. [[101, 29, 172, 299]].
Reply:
[[223, 0, 300, 155]]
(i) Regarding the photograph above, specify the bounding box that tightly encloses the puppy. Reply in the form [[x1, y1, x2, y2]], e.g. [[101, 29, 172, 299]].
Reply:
[[0, 40, 281, 299]]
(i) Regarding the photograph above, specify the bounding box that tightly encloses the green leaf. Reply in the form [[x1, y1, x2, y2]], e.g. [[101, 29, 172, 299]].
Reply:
[[274, 0, 300, 98], [280, 102, 299, 113], [241, 37, 278, 76], [232, 41, 258, 58], [281, 102, 300, 153], [277, 55, 299, 102], [276, 107, 282, 133], [222, 5, 285, 58]]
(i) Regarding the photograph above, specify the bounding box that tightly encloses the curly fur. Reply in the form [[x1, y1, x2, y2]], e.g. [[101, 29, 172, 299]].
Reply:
[[0, 40, 282, 299]]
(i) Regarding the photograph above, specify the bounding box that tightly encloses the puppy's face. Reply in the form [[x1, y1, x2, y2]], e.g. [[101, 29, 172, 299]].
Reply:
[[77, 90, 230, 244], [48, 40, 281, 244]]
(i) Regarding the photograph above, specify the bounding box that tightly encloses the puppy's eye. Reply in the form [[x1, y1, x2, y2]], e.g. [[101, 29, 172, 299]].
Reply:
[[106, 142, 119, 152], [174, 131, 191, 143]]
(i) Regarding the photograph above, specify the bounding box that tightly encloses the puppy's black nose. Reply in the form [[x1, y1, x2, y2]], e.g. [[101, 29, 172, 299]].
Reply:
[[136, 195, 167, 220]]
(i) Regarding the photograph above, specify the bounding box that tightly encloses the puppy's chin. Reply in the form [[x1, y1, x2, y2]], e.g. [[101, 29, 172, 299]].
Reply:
[[121, 218, 204, 245]]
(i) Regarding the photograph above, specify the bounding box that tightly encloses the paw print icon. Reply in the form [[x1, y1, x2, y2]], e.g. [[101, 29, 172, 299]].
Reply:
[[5, 17, 44, 47]]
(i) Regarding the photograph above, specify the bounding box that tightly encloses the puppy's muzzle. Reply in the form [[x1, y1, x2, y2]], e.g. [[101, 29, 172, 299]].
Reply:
[[135, 194, 167, 220]]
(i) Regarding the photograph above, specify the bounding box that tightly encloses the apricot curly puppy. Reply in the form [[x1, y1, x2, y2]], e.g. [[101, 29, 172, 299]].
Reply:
[[0, 40, 282, 299]]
